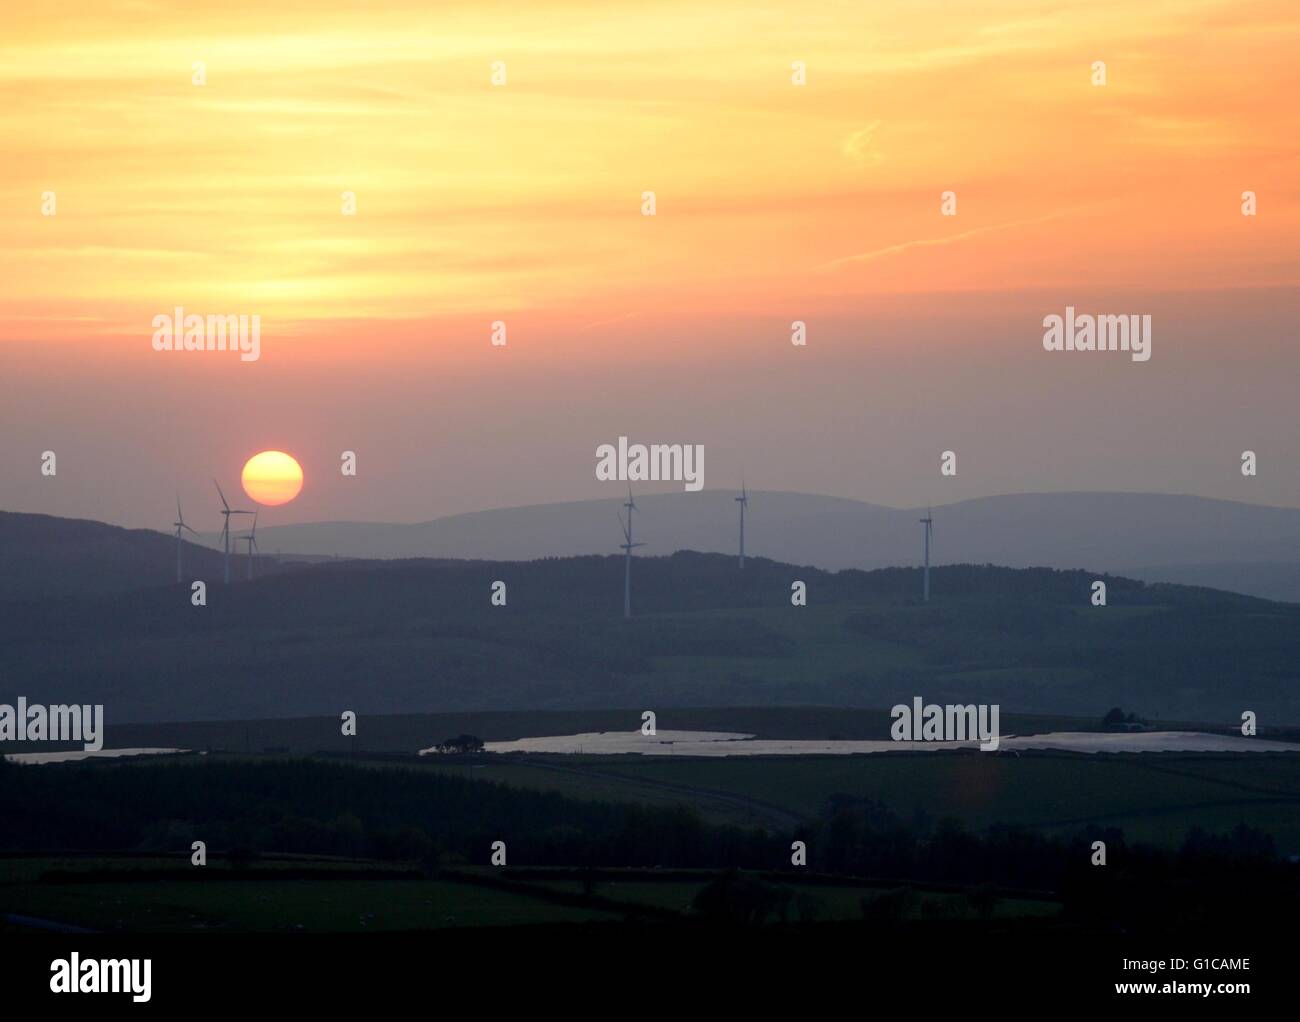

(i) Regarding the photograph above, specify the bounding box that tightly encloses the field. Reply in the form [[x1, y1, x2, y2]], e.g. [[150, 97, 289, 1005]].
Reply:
[[0, 855, 1060, 933], [418, 749, 1300, 850], [10, 702, 1288, 757], [5, 738, 1300, 935], [13, 698, 1300, 851], [0, 858, 618, 932]]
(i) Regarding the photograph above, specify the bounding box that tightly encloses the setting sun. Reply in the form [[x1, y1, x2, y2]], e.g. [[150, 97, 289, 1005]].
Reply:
[[241, 451, 303, 506]]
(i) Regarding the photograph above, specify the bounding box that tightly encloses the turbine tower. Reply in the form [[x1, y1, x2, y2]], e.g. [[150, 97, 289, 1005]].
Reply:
[[919, 506, 934, 602], [240, 509, 260, 580], [735, 478, 748, 569], [214, 479, 255, 584], [618, 486, 645, 619], [172, 494, 197, 584]]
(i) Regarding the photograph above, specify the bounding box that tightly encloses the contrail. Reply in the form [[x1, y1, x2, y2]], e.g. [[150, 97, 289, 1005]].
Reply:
[[813, 207, 1089, 272]]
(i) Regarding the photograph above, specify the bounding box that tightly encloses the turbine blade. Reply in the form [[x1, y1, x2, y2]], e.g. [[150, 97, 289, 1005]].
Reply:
[[213, 479, 229, 511], [182, 524, 198, 535]]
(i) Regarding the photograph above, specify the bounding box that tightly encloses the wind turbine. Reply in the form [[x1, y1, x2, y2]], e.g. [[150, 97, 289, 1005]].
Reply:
[[735, 477, 748, 569], [172, 494, 197, 584], [919, 506, 934, 602], [618, 486, 645, 619], [240, 509, 260, 580], [214, 479, 255, 584]]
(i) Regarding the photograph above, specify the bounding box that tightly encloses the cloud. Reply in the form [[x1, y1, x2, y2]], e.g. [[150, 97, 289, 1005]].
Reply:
[[841, 122, 884, 168], [578, 311, 638, 332], [813, 208, 1085, 272]]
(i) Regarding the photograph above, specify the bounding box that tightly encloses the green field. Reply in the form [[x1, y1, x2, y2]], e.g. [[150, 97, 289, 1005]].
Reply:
[[0, 873, 618, 933], [6, 744, 1298, 934], [0, 857, 1062, 933], [420, 750, 1300, 851], [14, 702, 1284, 757], [529, 878, 1058, 921]]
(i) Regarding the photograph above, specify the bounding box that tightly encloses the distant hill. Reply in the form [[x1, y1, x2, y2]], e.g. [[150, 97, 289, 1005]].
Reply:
[[3, 551, 1297, 726], [234, 491, 1300, 602], [0, 511, 292, 599], [1125, 562, 1300, 605], [10, 493, 1299, 603]]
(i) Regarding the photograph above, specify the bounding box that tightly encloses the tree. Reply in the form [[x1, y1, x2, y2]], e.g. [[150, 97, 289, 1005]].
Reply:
[[692, 871, 787, 925], [966, 882, 1001, 920], [437, 734, 484, 754], [227, 846, 259, 871]]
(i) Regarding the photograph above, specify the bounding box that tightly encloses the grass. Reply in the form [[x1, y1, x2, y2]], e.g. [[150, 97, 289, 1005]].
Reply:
[[525, 877, 1059, 921], [0, 867, 622, 933], [1, 855, 1064, 933], [15, 703, 1162, 756], [418, 750, 1300, 851]]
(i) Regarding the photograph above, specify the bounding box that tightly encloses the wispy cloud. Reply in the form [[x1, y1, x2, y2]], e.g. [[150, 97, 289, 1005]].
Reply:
[[813, 209, 1086, 273], [841, 122, 884, 168], [578, 311, 638, 332]]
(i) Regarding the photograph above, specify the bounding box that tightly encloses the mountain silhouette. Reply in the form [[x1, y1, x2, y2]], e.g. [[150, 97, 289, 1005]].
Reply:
[[231, 491, 1300, 601], [0, 511, 291, 599], [3, 546, 1297, 726]]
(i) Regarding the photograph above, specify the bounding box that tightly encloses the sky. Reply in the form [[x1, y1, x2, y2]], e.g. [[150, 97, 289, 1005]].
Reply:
[[2, 0, 1298, 529]]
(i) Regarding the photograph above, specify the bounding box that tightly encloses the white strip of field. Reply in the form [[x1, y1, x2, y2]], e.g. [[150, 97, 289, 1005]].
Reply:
[[428, 730, 1300, 758], [4, 747, 188, 765]]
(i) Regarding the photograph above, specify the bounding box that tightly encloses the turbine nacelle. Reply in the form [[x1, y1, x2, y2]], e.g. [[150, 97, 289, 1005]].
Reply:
[[735, 478, 748, 568], [919, 507, 934, 602], [239, 509, 260, 551], [618, 493, 644, 619], [172, 494, 197, 538], [172, 492, 198, 584], [214, 479, 255, 583], [616, 510, 644, 550]]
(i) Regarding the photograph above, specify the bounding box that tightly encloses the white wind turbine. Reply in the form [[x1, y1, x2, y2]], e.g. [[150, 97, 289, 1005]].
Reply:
[[172, 494, 198, 584], [214, 479, 255, 584], [919, 506, 934, 602], [618, 486, 645, 619], [735, 477, 748, 569], [240, 509, 260, 580]]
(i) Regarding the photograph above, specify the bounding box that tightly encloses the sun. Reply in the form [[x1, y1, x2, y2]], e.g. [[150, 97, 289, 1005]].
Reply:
[[241, 451, 303, 506]]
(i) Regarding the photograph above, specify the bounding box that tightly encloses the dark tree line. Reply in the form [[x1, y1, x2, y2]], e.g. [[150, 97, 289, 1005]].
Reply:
[[3, 757, 1295, 930]]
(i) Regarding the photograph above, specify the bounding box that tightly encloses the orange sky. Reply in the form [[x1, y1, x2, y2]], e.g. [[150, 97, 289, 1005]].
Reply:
[[4, 0, 1297, 342], [2, 1, 1298, 524]]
